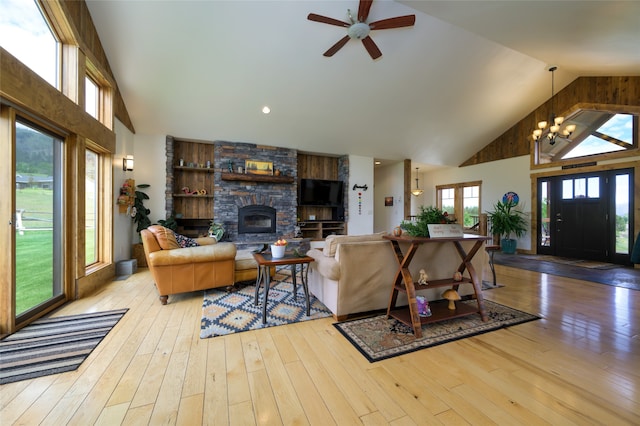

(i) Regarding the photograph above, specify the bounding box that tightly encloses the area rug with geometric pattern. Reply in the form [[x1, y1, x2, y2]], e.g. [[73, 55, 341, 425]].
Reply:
[[0, 308, 128, 384], [200, 270, 332, 338], [334, 300, 539, 362]]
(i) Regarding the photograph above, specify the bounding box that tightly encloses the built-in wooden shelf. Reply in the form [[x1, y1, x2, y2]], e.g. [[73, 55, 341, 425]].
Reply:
[[173, 166, 214, 173], [221, 173, 294, 184], [172, 194, 214, 198]]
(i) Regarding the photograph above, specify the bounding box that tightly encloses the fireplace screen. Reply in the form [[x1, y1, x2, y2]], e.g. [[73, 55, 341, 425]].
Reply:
[[238, 205, 276, 234]]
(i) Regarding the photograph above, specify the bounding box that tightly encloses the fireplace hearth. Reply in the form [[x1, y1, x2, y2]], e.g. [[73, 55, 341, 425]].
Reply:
[[238, 205, 276, 234]]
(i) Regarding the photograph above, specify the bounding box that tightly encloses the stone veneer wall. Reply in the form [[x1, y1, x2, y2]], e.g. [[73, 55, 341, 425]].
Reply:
[[214, 141, 298, 244]]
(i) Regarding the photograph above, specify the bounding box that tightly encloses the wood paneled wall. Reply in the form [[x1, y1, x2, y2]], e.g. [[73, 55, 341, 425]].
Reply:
[[462, 76, 640, 167], [297, 153, 340, 221]]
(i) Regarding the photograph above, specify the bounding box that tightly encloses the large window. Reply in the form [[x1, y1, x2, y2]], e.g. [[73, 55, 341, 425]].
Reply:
[[436, 181, 482, 229], [15, 119, 65, 319], [0, 0, 59, 88], [536, 110, 638, 166], [85, 149, 98, 265]]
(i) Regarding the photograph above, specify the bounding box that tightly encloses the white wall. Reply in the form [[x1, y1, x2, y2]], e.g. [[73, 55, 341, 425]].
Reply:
[[347, 155, 375, 235], [113, 119, 135, 262], [133, 134, 168, 232], [374, 161, 405, 233], [423, 156, 532, 250]]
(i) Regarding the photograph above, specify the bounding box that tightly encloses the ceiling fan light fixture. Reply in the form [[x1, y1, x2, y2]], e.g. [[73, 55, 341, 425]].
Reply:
[[348, 22, 370, 39]]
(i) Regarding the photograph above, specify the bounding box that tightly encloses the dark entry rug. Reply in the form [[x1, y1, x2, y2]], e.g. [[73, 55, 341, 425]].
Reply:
[[493, 253, 640, 291], [200, 270, 332, 338], [334, 300, 539, 362], [0, 308, 128, 385]]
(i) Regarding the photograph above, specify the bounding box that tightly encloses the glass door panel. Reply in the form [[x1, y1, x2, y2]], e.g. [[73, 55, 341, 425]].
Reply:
[[15, 120, 64, 318]]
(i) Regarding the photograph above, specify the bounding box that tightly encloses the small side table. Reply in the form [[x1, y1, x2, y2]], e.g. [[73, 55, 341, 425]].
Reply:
[[252, 251, 314, 324], [485, 245, 501, 287]]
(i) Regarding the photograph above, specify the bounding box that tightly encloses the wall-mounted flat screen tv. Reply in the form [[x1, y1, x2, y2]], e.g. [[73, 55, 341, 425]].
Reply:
[[299, 179, 344, 207]]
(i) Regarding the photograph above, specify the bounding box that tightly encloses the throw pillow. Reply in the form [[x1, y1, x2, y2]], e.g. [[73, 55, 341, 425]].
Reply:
[[147, 225, 180, 250], [174, 232, 200, 248]]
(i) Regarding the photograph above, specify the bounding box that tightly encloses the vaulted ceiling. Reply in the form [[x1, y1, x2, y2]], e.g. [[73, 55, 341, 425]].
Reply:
[[85, 1, 640, 170]]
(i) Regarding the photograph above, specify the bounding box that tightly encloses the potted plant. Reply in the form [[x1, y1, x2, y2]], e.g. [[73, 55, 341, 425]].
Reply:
[[131, 184, 151, 266], [400, 205, 455, 237], [208, 221, 225, 241], [486, 200, 528, 254]]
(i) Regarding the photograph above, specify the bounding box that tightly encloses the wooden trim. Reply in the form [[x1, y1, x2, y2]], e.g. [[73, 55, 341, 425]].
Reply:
[[1, 47, 115, 152], [221, 173, 294, 184], [0, 106, 16, 335], [462, 76, 640, 167]]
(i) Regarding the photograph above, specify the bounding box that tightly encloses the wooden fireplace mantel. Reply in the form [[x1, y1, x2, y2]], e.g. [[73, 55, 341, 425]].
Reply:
[[221, 173, 294, 184]]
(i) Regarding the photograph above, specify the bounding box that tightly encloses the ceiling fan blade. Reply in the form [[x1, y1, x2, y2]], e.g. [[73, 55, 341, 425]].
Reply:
[[369, 15, 416, 30], [324, 35, 351, 57], [307, 13, 350, 28], [357, 0, 373, 22], [361, 36, 382, 60]]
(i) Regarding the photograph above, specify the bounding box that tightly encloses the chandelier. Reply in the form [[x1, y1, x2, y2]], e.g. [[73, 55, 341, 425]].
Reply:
[[532, 66, 576, 146], [411, 167, 423, 196]]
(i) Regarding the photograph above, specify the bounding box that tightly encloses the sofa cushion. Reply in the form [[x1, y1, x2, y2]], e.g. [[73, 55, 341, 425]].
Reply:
[[175, 232, 200, 248], [322, 232, 387, 257], [147, 225, 180, 250]]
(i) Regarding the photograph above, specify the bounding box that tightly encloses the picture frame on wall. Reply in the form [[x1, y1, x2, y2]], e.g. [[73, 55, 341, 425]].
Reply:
[[385, 196, 393, 206], [245, 160, 273, 176]]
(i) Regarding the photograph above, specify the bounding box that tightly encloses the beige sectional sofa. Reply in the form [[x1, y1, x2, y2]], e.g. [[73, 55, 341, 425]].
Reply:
[[306, 232, 486, 320]]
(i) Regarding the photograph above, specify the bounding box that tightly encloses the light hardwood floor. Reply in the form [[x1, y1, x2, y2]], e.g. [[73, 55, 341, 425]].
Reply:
[[1, 264, 639, 425]]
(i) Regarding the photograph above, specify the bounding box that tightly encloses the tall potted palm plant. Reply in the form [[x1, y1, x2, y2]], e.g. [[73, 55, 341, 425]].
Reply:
[[487, 200, 528, 254]]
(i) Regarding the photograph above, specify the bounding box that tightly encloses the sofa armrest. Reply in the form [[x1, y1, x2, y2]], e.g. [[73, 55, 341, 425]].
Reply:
[[307, 248, 341, 281], [195, 236, 217, 246], [148, 242, 236, 266]]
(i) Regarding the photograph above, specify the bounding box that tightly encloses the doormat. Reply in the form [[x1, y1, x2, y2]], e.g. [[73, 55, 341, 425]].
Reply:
[[333, 300, 539, 362], [0, 308, 128, 384], [200, 271, 332, 338]]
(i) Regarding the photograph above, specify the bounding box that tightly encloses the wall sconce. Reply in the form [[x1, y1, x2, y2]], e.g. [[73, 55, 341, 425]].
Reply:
[[123, 155, 134, 172]]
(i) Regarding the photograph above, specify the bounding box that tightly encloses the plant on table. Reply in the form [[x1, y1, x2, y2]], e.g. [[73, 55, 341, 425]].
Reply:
[[400, 205, 455, 237]]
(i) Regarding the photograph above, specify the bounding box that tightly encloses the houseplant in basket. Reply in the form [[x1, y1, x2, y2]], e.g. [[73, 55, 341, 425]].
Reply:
[[486, 200, 528, 254]]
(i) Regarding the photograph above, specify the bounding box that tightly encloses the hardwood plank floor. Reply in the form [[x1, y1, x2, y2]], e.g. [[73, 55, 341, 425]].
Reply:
[[1, 265, 639, 425]]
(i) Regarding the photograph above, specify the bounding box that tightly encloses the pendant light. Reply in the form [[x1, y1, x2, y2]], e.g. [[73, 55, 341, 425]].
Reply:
[[531, 66, 576, 146], [411, 167, 423, 196]]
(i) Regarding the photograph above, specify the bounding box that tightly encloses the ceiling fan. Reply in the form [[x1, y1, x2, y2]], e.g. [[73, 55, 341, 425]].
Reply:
[[308, 0, 415, 60]]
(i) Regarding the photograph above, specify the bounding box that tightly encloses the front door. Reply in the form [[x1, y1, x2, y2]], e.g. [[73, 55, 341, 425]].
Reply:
[[537, 169, 634, 264]]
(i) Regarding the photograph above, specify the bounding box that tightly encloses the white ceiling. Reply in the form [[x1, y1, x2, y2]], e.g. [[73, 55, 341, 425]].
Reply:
[[85, 0, 640, 170]]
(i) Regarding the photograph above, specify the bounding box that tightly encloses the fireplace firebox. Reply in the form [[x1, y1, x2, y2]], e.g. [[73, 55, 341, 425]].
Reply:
[[238, 205, 276, 234]]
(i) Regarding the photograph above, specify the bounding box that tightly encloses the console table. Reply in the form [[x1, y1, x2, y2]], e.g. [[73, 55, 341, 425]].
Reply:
[[384, 234, 490, 338]]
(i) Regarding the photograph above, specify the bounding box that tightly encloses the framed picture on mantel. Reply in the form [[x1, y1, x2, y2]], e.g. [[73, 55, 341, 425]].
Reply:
[[245, 160, 273, 176]]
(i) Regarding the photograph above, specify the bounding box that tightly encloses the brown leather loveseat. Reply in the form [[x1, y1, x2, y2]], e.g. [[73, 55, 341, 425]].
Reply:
[[141, 225, 237, 304]]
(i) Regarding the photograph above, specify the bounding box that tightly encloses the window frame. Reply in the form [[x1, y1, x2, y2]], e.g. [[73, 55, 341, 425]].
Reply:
[[435, 180, 482, 228]]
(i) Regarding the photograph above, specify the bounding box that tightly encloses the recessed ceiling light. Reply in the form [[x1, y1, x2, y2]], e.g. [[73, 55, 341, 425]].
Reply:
[[374, 161, 381, 165], [262, 106, 271, 114]]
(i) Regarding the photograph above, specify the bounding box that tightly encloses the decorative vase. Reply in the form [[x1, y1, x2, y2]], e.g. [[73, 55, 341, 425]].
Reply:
[[393, 226, 403, 237], [271, 244, 286, 258]]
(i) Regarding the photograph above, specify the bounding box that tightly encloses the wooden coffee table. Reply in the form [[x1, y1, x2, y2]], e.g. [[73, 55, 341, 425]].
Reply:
[[252, 251, 314, 324]]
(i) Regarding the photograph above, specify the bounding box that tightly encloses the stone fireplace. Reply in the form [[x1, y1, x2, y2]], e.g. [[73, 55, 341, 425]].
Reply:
[[213, 141, 298, 244]]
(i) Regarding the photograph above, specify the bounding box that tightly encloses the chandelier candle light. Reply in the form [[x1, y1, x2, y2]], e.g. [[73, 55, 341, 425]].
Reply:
[[532, 66, 576, 146]]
